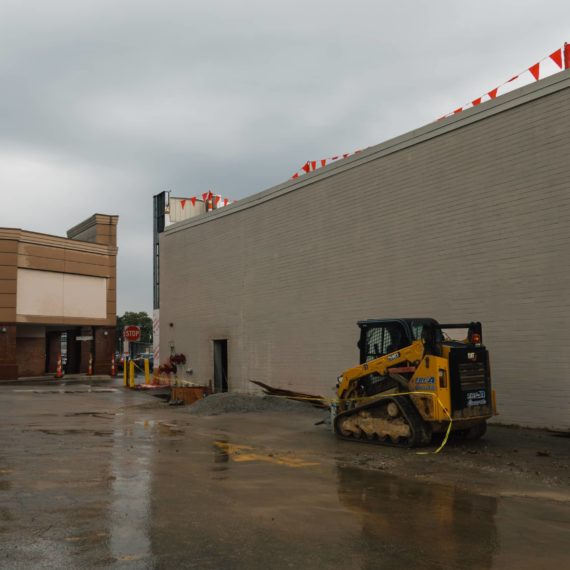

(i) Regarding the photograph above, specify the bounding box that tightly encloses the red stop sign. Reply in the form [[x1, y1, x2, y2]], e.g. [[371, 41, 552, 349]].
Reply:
[[123, 325, 141, 342]]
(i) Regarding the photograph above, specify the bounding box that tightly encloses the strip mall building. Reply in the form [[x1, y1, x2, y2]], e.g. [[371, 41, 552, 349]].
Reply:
[[0, 214, 118, 379], [158, 71, 570, 430]]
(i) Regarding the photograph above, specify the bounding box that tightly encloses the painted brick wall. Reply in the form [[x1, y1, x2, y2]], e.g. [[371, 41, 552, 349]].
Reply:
[[160, 75, 570, 430]]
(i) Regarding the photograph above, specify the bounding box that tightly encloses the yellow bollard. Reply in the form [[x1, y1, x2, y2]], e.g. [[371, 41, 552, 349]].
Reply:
[[129, 360, 135, 388], [144, 358, 150, 385], [123, 358, 128, 386]]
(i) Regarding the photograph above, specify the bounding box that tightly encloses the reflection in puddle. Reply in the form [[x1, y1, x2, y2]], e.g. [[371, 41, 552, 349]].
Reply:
[[135, 419, 185, 435], [213, 439, 230, 472], [109, 420, 152, 563], [336, 465, 498, 570], [213, 441, 319, 468]]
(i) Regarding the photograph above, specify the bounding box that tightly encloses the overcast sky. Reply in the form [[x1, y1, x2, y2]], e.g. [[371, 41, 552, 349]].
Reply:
[[1, 0, 568, 314]]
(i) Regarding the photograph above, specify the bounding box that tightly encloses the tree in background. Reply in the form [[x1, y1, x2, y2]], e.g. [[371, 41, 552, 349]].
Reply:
[[117, 311, 153, 344]]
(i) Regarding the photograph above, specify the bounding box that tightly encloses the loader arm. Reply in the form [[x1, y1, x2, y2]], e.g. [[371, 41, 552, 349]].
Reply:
[[337, 339, 425, 403]]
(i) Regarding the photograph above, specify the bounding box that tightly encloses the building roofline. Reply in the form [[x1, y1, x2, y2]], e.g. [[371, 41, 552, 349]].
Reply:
[[164, 68, 570, 237], [0, 227, 117, 255], [66, 213, 119, 238]]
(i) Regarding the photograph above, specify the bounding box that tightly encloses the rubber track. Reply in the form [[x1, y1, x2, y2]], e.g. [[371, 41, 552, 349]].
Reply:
[[334, 394, 431, 448]]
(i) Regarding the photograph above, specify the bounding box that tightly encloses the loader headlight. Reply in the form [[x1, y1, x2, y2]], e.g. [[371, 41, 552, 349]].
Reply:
[[337, 375, 343, 386]]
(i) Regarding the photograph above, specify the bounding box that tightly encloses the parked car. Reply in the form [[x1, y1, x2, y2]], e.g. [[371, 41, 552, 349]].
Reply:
[[115, 352, 126, 372]]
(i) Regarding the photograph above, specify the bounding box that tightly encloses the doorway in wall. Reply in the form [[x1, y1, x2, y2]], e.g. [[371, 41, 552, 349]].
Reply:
[[213, 339, 228, 392]]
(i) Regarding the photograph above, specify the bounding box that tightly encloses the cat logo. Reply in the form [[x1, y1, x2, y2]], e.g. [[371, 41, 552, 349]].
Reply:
[[468, 352, 477, 361]]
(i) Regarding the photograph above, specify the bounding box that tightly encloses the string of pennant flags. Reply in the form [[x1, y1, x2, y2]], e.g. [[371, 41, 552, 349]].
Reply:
[[290, 42, 570, 180], [290, 149, 364, 179], [438, 42, 570, 120], [178, 191, 234, 210]]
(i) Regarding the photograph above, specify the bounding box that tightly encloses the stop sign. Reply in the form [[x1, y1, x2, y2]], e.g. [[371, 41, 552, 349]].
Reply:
[[123, 325, 141, 342]]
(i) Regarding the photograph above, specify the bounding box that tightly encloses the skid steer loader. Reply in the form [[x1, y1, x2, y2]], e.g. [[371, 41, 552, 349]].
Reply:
[[333, 318, 497, 447]]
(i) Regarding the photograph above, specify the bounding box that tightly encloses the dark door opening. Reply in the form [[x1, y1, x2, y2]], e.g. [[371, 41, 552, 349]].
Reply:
[[213, 340, 228, 392]]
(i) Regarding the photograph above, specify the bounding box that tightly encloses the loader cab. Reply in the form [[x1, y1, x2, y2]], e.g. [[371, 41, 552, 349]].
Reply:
[[357, 318, 440, 364]]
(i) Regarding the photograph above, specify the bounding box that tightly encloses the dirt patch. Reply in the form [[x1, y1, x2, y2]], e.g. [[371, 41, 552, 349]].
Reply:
[[186, 393, 314, 415]]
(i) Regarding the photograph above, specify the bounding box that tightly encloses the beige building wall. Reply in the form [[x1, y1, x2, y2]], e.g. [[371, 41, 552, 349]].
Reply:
[[160, 71, 570, 430]]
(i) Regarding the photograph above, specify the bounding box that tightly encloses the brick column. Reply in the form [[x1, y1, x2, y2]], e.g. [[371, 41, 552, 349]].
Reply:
[[0, 324, 17, 380], [94, 327, 115, 375]]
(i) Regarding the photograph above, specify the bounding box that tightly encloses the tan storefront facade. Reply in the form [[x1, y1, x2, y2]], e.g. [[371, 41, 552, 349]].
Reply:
[[0, 214, 118, 379]]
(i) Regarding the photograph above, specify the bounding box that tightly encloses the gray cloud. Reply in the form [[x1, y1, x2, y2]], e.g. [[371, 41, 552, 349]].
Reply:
[[1, 0, 569, 311]]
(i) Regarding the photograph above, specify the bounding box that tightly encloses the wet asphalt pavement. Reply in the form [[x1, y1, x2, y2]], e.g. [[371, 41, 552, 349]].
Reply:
[[1, 379, 569, 569]]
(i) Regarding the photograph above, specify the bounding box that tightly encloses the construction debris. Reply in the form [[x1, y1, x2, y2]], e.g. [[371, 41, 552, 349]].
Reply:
[[249, 380, 328, 408], [187, 392, 317, 416]]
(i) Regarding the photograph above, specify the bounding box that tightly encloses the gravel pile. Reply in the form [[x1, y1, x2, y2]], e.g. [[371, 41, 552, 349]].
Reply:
[[186, 392, 314, 415]]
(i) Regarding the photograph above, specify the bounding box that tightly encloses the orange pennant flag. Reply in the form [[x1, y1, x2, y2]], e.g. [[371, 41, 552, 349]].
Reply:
[[549, 49, 563, 69]]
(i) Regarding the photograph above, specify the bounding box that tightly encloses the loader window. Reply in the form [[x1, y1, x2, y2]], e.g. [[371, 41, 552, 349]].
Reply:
[[365, 327, 384, 362], [411, 323, 424, 340], [364, 324, 406, 362]]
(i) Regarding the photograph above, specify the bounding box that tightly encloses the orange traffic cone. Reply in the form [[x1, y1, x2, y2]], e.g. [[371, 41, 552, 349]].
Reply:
[[111, 354, 116, 377], [55, 354, 64, 379], [88, 353, 93, 376]]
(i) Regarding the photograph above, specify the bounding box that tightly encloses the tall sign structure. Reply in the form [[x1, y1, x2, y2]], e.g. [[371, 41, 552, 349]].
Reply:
[[153, 191, 167, 371]]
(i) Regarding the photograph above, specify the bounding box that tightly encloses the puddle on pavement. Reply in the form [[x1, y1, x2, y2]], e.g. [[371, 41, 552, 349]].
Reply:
[[334, 464, 570, 569], [13, 388, 118, 394], [65, 412, 115, 419], [2, 386, 569, 570], [27, 428, 113, 437]]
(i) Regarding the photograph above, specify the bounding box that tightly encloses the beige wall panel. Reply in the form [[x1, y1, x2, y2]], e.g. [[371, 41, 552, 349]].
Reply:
[[160, 75, 570, 431], [63, 273, 107, 318], [16, 269, 107, 319], [18, 269, 64, 316], [0, 293, 16, 308], [0, 280, 16, 294]]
